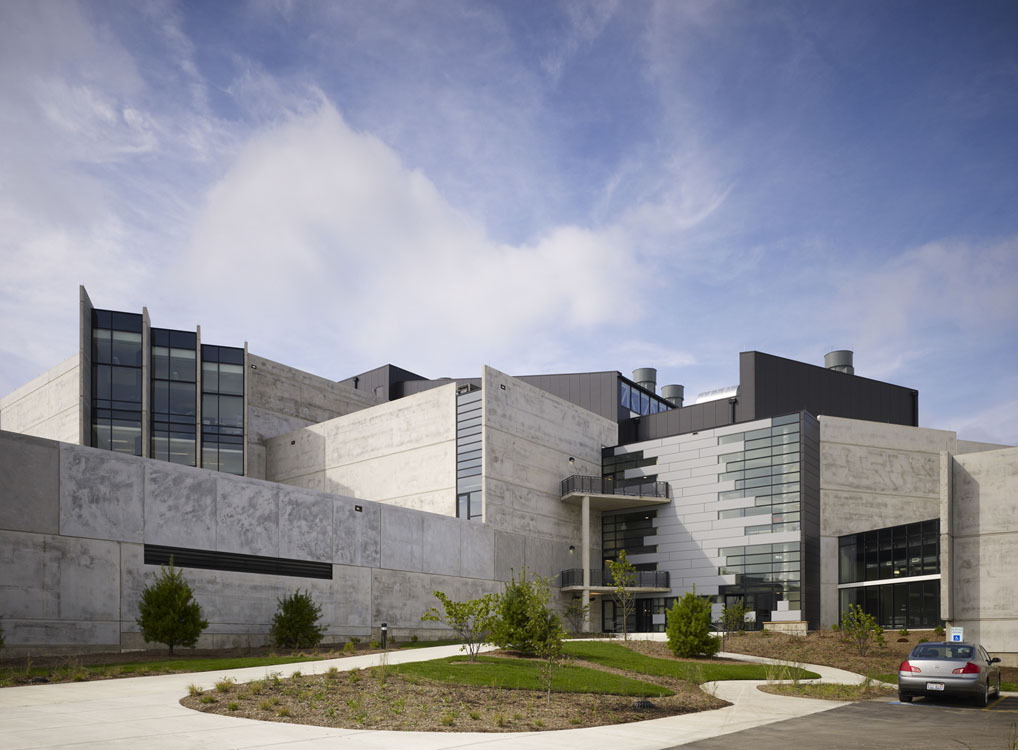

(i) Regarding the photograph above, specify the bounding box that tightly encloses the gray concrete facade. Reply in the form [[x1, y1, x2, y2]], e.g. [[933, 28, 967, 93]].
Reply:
[[942, 446, 1018, 664], [0, 428, 503, 654]]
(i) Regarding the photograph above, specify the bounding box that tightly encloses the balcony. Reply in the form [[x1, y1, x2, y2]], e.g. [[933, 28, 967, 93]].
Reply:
[[559, 568, 670, 593], [560, 475, 672, 511]]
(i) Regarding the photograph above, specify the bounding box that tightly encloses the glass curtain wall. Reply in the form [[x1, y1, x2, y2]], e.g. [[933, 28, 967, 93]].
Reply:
[[715, 413, 803, 621], [200, 345, 244, 475], [455, 389, 483, 520], [91, 309, 143, 455], [151, 329, 197, 465], [837, 519, 941, 628]]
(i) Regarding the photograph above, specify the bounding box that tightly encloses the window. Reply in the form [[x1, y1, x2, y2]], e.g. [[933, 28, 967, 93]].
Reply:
[[200, 345, 245, 475], [91, 309, 143, 456]]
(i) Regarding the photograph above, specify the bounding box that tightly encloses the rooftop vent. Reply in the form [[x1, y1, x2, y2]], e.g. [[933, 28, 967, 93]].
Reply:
[[824, 349, 854, 375], [632, 368, 657, 394], [661, 384, 684, 407], [694, 385, 739, 405]]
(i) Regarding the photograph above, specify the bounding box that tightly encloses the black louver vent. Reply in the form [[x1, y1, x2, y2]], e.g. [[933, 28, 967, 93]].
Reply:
[[144, 544, 332, 580]]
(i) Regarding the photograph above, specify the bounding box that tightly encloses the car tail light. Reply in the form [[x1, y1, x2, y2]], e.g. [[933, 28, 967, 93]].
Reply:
[[952, 662, 981, 674], [899, 660, 921, 673]]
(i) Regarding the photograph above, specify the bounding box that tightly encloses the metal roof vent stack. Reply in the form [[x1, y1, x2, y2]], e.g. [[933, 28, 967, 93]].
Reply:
[[632, 368, 657, 393], [661, 384, 684, 407], [824, 349, 855, 375]]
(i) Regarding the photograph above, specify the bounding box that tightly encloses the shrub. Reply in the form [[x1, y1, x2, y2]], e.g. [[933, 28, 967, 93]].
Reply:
[[934, 625, 945, 636], [666, 587, 720, 658], [421, 590, 497, 661], [490, 570, 561, 656], [841, 604, 882, 655], [563, 598, 589, 634], [270, 590, 324, 649], [136, 561, 208, 655]]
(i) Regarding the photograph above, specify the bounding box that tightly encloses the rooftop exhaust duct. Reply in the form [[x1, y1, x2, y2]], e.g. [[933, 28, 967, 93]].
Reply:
[[661, 384, 684, 407], [824, 349, 855, 375], [632, 368, 657, 393]]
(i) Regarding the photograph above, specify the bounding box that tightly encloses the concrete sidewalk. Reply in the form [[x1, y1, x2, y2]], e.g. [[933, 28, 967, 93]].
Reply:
[[0, 646, 859, 750]]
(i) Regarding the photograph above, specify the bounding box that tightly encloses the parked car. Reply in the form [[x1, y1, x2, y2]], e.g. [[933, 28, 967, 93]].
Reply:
[[898, 641, 1002, 706]]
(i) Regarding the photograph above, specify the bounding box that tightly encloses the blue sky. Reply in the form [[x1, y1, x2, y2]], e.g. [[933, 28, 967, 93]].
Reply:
[[1, 0, 1016, 444]]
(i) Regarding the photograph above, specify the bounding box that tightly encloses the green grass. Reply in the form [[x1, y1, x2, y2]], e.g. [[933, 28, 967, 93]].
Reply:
[[5, 654, 337, 681], [874, 672, 897, 685], [395, 639, 461, 650], [395, 655, 673, 696], [562, 641, 820, 683]]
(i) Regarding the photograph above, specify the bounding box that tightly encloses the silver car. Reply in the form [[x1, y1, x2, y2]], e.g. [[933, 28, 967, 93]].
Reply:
[[898, 641, 1002, 706]]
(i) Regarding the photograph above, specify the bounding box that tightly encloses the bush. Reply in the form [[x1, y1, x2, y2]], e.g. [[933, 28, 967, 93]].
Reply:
[[841, 604, 882, 655], [934, 625, 945, 636], [421, 590, 497, 661], [666, 587, 720, 658], [136, 561, 208, 655], [270, 590, 324, 649], [490, 571, 561, 656]]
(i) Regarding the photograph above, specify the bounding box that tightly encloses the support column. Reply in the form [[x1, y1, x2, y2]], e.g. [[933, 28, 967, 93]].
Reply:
[[582, 495, 591, 632]]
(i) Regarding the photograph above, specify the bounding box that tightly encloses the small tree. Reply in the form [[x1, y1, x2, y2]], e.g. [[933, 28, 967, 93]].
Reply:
[[841, 603, 883, 655], [563, 597, 589, 634], [719, 598, 748, 650], [136, 562, 208, 655], [535, 610, 565, 704], [270, 590, 324, 649], [490, 570, 559, 655], [606, 550, 637, 640], [666, 586, 720, 658], [421, 590, 496, 662]]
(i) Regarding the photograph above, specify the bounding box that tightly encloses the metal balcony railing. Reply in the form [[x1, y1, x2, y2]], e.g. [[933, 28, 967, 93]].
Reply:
[[559, 568, 670, 589], [560, 475, 671, 499]]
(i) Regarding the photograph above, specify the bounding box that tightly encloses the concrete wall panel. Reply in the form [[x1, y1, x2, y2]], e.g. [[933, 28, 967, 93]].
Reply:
[[334, 500, 381, 567], [216, 477, 279, 557], [820, 443, 941, 497], [143, 462, 217, 549], [379, 506, 423, 572], [279, 488, 333, 562], [421, 513, 461, 576], [0, 430, 60, 534], [60, 444, 144, 542], [0, 355, 80, 443], [460, 522, 495, 581]]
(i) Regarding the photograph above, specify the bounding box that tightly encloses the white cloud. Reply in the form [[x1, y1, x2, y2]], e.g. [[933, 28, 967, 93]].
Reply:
[[178, 101, 648, 377]]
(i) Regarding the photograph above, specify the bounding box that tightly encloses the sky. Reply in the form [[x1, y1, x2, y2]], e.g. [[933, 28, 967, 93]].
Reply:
[[1, 0, 1016, 445]]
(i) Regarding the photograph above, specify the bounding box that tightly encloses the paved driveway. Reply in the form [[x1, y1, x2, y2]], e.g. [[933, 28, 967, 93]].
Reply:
[[674, 695, 1018, 750]]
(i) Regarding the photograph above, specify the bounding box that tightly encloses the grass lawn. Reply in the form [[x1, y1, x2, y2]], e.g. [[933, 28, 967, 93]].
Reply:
[[395, 654, 673, 696], [563, 641, 820, 683]]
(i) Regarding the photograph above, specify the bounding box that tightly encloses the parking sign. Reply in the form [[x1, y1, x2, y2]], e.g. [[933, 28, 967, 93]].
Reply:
[[949, 626, 964, 642]]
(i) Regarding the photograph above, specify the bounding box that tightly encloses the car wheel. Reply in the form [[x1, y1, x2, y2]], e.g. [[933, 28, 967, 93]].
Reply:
[[898, 691, 912, 703], [995, 676, 1002, 697], [978, 680, 989, 707]]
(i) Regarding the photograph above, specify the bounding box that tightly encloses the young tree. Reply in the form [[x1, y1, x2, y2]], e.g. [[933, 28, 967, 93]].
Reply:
[[841, 603, 884, 655], [719, 598, 748, 650], [607, 550, 637, 640], [666, 586, 720, 658], [421, 590, 497, 662], [534, 610, 566, 704], [563, 597, 589, 634], [136, 562, 208, 655], [490, 570, 559, 655], [270, 590, 324, 649]]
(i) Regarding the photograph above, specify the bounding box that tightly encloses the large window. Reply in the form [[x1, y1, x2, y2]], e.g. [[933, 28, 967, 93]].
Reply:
[[618, 378, 672, 417], [201, 345, 244, 475], [455, 389, 482, 521], [838, 520, 939, 584], [151, 329, 197, 466], [91, 309, 143, 456], [602, 510, 658, 560], [837, 520, 941, 628]]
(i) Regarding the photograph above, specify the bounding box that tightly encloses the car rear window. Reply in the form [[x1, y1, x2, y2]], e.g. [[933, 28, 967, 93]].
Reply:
[[912, 645, 973, 659]]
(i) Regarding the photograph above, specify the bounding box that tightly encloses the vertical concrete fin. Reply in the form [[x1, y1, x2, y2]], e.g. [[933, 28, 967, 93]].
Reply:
[[939, 450, 953, 622]]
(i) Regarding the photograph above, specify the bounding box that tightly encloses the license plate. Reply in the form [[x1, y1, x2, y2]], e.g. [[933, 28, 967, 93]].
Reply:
[[926, 682, 945, 691]]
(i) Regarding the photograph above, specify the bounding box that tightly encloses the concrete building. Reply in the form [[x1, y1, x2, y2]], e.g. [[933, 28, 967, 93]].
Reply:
[[1, 289, 1015, 664]]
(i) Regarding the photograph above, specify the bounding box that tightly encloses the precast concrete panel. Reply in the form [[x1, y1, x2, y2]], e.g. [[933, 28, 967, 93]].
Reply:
[[143, 462, 217, 549], [421, 513, 462, 576], [379, 506, 423, 572], [215, 476, 280, 557], [60, 444, 144, 542], [0, 430, 60, 534], [333, 500, 381, 567], [279, 487, 334, 562]]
